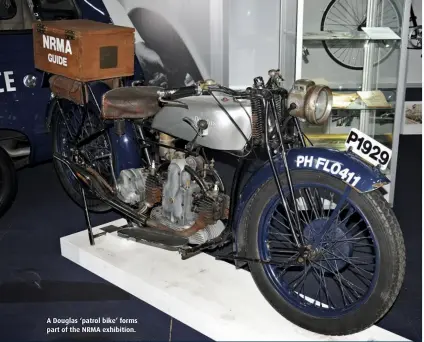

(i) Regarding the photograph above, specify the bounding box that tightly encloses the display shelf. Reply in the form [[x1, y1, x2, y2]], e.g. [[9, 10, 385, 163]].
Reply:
[[296, 0, 412, 206], [303, 28, 401, 41], [304, 31, 369, 40], [331, 90, 395, 110], [332, 101, 394, 110], [61, 219, 408, 341]]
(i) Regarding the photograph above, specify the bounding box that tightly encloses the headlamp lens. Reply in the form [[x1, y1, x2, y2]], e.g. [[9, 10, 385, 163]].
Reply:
[[315, 90, 328, 120]]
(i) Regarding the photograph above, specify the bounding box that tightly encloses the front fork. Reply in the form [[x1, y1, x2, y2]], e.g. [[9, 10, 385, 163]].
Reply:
[[263, 95, 320, 248]]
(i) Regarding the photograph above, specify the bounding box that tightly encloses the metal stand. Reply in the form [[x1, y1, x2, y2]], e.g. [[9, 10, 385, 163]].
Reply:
[[81, 186, 95, 245], [81, 185, 107, 245]]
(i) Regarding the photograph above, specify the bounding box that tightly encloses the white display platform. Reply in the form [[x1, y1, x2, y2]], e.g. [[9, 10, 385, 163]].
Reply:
[[61, 219, 409, 342]]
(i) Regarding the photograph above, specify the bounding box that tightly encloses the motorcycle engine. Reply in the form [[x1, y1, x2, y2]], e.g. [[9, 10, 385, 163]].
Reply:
[[116, 168, 149, 206], [116, 153, 229, 245]]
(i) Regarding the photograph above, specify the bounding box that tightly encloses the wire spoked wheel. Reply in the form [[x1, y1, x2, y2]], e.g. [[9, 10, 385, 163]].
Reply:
[[52, 99, 115, 212], [321, 0, 401, 70], [246, 170, 405, 335], [261, 184, 378, 315]]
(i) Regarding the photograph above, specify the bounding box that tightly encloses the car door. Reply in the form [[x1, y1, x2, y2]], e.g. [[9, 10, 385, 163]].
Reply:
[[0, 0, 81, 164], [0, 0, 51, 163]]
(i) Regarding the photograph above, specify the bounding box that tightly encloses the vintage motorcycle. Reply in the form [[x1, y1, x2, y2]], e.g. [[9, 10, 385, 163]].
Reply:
[[50, 70, 405, 335]]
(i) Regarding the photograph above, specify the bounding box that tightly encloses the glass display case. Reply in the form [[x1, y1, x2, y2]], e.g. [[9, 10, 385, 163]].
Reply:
[[291, 0, 412, 205]]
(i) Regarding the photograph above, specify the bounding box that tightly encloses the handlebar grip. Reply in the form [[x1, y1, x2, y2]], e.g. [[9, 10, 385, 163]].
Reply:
[[164, 85, 198, 100]]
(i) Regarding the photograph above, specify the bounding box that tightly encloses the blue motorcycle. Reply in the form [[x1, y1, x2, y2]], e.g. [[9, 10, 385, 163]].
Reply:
[[51, 69, 405, 335]]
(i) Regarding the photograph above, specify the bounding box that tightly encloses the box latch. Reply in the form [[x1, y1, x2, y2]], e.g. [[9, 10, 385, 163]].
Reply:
[[64, 30, 76, 40], [36, 23, 46, 34]]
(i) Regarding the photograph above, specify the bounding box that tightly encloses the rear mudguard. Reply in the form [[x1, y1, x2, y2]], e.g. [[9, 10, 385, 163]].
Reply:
[[47, 81, 142, 178], [233, 147, 389, 258]]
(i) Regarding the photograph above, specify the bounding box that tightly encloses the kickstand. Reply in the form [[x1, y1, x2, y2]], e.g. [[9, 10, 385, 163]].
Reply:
[[81, 186, 95, 245]]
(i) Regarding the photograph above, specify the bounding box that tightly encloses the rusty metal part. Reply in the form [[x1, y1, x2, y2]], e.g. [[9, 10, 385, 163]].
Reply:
[[86, 167, 115, 193], [145, 174, 162, 207], [194, 193, 230, 224], [145, 216, 207, 238], [223, 207, 230, 220]]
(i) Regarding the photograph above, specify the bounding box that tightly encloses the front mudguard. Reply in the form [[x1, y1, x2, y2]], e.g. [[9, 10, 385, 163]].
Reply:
[[233, 147, 389, 260]]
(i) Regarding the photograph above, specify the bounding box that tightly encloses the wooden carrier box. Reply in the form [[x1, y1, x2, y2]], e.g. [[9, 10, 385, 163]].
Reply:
[[33, 19, 135, 82]]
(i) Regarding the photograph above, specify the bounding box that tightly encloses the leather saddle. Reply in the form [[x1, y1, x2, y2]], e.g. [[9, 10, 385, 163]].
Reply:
[[102, 86, 163, 120]]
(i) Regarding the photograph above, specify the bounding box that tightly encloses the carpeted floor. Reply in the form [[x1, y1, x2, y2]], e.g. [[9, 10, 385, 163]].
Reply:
[[0, 134, 421, 341], [0, 162, 211, 341]]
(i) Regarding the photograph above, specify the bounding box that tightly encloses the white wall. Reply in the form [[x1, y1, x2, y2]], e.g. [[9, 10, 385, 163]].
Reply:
[[227, 0, 281, 88], [102, 0, 212, 81], [102, 0, 420, 89], [102, 0, 281, 88]]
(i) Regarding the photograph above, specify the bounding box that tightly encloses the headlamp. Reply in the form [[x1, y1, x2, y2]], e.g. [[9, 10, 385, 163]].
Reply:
[[287, 79, 333, 125]]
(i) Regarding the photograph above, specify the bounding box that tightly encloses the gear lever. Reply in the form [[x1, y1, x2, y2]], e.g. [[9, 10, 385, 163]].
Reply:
[[183, 118, 209, 151]]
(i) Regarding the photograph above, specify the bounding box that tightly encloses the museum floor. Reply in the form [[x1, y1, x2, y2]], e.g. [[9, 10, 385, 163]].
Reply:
[[0, 135, 421, 341]]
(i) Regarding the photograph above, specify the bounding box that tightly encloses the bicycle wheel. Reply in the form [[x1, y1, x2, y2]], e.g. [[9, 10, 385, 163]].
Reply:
[[409, 25, 422, 49], [321, 0, 401, 70]]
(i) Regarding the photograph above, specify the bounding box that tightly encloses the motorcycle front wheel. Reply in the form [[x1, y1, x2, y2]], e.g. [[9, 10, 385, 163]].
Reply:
[[244, 170, 405, 335]]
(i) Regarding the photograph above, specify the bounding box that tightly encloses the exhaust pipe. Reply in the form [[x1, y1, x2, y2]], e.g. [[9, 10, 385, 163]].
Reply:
[[54, 153, 148, 224], [53, 154, 198, 238]]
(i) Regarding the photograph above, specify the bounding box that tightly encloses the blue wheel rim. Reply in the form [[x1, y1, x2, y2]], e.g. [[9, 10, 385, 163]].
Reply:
[[258, 182, 380, 317]]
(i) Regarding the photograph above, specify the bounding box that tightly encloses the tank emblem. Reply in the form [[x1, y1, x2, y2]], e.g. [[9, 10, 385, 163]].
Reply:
[[193, 116, 216, 127], [221, 97, 230, 102]]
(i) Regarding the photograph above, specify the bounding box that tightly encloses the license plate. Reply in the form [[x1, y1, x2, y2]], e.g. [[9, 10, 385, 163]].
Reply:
[[345, 128, 392, 170]]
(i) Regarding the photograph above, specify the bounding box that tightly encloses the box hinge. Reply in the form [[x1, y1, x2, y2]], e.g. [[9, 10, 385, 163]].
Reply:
[[36, 23, 46, 34], [64, 30, 76, 40]]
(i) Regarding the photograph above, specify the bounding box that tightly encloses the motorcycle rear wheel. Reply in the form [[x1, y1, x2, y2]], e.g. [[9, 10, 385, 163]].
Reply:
[[51, 98, 113, 213], [244, 170, 405, 335]]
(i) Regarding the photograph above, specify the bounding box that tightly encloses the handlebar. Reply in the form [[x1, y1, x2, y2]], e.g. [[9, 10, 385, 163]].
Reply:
[[157, 85, 200, 101], [157, 79, 285, 104]]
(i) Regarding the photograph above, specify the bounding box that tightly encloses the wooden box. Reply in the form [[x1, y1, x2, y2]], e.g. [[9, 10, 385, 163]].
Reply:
[[33, 19, 135, 82]]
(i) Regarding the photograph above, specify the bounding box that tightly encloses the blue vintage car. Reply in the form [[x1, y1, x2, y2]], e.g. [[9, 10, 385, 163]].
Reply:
[[0, 0, 144, 217]]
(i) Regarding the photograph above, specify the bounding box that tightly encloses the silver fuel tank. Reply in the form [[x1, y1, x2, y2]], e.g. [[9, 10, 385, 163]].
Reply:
[[151, 92, 252, 151]]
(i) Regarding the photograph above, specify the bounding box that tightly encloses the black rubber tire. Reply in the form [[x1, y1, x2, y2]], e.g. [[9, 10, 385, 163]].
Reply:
[[244, 170, 405, 335], [51, 99, 111, 213], [0, 147, 17, 218]]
